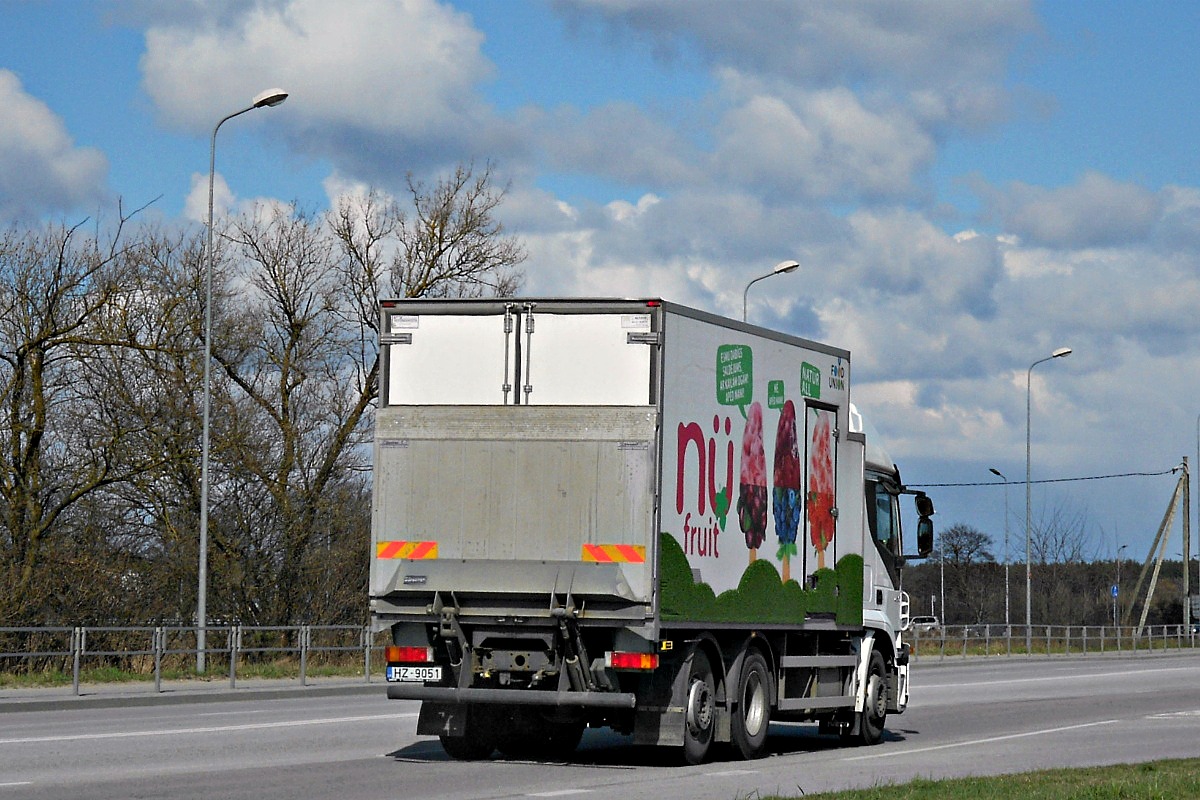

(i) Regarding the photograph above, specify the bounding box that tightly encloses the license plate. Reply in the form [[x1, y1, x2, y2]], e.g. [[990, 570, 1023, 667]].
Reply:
[[386, 665, 443, 682]]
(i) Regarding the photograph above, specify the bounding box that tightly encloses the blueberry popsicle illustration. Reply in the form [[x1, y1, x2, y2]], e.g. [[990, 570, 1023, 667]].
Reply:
[[808, 409, 836, 570], [772, 400, 801, 582], [737, 402, 767, 564]]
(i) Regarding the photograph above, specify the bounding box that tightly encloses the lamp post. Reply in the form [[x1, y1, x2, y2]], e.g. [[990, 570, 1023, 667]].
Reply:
[[939, 537, 946, 626], [1024, 346, 1071, 654], [989, 468, 1010, 634], [199, 87, 288, 673], [742, 260, 800, 322]]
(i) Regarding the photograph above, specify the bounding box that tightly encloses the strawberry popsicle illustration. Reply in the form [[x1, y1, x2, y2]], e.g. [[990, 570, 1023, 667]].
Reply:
[[737, 402, 767, 564], [807, 409, 836, 570], [772, 400, 801, 582]]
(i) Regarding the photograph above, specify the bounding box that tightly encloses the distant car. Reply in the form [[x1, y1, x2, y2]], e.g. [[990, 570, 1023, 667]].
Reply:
[[910, 615, 941, 634]]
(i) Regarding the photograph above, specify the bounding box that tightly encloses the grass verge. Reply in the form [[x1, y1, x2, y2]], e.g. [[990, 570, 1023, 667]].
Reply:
[[0, 659, 370, 689], [787, 759, 1200, 799]]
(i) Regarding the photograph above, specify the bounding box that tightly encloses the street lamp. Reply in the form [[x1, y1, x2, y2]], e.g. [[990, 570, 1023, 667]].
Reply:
[[1024, 346, 1071, 654], [939, 535, 946, 626], [989, 467, 1010, 635], [742, 260, 800, 322], [199, 87, 289, 673]]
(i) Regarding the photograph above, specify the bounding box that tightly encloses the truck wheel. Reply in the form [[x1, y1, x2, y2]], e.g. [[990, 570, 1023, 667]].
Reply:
[[847, 651, 887, 746], [682, 649, 716, 765], [439, 707, 495, 760], [730, 651, 771, 759]]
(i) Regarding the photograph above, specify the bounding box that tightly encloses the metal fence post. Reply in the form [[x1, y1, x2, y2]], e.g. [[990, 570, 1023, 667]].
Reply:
[[154, 626, 164, 693], [299, 625, 310, 687], [362, 625, 371, 683], [71, 627, 84, 695], [229, 625, 240, 689]]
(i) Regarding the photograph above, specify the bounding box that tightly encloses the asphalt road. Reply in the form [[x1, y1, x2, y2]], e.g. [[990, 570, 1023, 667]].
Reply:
[[1, 653, 1198, 799]]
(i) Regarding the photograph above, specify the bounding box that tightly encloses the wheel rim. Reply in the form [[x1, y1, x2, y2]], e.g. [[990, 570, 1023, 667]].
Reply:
[[868, 674, 885, 718], [687, 676, 713, 736], [742, 669, 767, 737]]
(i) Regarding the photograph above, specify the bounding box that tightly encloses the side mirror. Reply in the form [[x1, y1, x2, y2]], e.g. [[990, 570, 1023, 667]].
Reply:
[[914, 493, 934, 517], [916, 517, 934, 558]]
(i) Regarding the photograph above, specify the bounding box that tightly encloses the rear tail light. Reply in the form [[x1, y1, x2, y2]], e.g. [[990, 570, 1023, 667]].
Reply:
[[605, 651, 659, 670], [385, 645, 433, 664]]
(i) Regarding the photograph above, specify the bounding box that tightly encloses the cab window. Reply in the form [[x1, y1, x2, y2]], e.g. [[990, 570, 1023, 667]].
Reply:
[[865, 476, 902, 583]]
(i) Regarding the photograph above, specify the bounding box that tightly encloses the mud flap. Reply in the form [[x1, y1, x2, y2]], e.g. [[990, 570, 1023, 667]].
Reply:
[[417, 702, 467, 737], [851, 632, 875, 714], [890, 661, 909, 713], [630, 650, 730, 747]]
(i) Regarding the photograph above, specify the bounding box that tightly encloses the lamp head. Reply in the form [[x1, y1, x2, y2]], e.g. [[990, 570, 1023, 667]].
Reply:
[[1052, 347, 1072, 359], [252, 88, 289, 108], [773, 259, 800, 274], [989, 468, 1004, 478]]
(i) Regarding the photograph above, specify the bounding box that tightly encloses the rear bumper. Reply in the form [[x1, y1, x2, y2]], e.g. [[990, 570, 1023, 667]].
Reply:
[[386, 684, 637, 709]]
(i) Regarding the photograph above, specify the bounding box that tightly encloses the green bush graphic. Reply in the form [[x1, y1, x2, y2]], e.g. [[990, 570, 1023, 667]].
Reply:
[[658, 532, 862, 625]]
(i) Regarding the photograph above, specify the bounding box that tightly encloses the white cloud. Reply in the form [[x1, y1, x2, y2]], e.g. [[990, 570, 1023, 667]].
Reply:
[[557, 1, 1035, 89], [710, 82, 936, 202], [183, 169, 295, 225], [534, 103, 701, 189], [987, 172, 1162, 248], [0, 70, 108, 220], [140, 0, 498, 177]]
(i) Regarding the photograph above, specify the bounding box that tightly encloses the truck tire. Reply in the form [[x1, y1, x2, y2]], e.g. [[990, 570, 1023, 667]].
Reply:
[[730, 651, 771, 760], [682, 649, 716, 765], [439, 706, 495, 760], [846, 651, 887, 746]]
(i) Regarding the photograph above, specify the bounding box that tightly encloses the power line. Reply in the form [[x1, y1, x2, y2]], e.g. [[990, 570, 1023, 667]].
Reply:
[[910, 466, 1181, 489]]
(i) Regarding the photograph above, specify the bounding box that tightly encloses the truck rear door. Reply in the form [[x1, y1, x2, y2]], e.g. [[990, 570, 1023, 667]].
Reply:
[[371, 301, 659, 619]]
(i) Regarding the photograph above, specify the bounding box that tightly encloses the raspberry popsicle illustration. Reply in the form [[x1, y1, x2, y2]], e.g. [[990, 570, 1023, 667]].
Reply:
[[736, 402, 767, 564], [807, 409, 836, 570], [772, 400, 801, 582]]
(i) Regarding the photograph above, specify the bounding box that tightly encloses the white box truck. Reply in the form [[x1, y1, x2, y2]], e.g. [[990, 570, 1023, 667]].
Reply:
[[370, 298, 933, 763]]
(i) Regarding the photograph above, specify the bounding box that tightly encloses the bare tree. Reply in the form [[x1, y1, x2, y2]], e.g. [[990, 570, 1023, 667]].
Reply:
[[0, 163, 526, 627], [395, 162, 525, 299], [200, 162, 526, 625], [1026, 499, 1098, 625], [0, 212, 167, 622], [939, 523, 996, 623]]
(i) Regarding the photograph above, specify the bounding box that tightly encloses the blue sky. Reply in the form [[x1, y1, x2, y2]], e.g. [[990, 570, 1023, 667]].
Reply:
[[4, 1, 1200, 604]]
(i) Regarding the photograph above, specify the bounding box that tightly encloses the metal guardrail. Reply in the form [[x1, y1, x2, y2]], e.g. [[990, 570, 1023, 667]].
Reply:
[[909, 623, 1199, 660], [0, 625, 390, 696], [2, 622, 1195, 699]]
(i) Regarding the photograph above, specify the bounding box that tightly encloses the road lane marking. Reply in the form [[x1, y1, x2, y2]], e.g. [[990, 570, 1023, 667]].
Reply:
[[0, 712, 418, 746], [528, 791, 592, 797], [705, 769, 758, 776], [917, 665, 1199, 690], [841, 719, 1119, 760], [0, 783, 33, 788]]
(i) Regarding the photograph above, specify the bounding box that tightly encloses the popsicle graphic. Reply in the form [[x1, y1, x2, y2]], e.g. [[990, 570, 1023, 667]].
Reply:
[[772, 400, 801, 582], [808, 409, 836, 570], [737, 402, 767, 564]]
